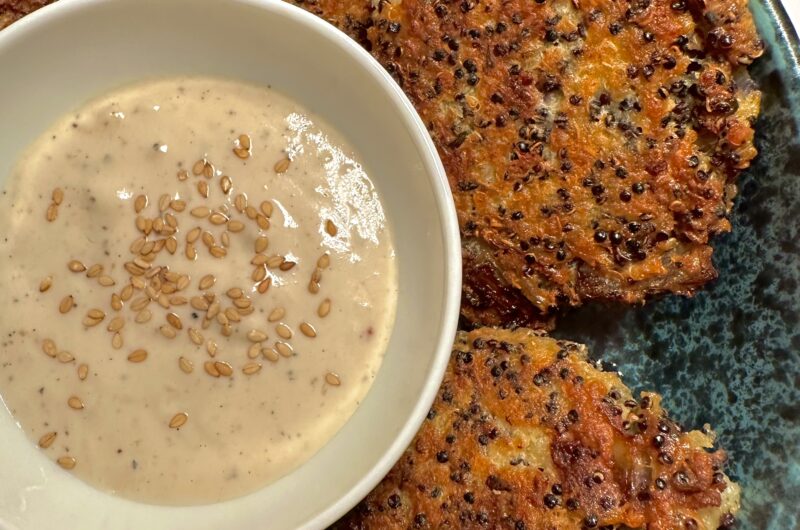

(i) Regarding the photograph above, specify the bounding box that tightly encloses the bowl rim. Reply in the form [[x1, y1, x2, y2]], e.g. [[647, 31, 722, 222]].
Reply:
[[0, 0, 462, 528]]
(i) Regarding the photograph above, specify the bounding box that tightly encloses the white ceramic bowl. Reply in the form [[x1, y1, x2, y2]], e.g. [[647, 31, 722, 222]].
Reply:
[[0, 0, 461, 528]]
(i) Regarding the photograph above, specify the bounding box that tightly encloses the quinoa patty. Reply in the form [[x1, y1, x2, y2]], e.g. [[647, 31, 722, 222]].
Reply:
[[336, 328, 740, 530], [293, 0, 763, 328]]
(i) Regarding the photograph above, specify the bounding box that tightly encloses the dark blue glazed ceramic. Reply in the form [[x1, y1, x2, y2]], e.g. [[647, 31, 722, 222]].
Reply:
[[555, 2, 799, 528]]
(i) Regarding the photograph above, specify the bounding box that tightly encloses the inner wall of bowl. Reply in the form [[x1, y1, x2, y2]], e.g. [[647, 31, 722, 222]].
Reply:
[[0, 1, 456, 529]]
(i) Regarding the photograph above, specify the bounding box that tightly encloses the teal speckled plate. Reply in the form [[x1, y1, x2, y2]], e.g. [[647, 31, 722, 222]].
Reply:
[[555, 2, 800, 528]]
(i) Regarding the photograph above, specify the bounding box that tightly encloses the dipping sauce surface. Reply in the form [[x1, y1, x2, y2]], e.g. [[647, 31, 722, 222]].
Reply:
[[0, 77, 397, 504]]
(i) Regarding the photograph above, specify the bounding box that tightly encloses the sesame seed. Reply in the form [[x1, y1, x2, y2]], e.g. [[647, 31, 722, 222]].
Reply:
[[178, 356, 194, 373], [67, 396, 84, 410], [77, 363, 89, 380], [274, 157, 290, 173], [57, 456, 77, 470], [318, 299, 331, 318], [247, 329, 268, 342], [39, 431, 57, 448], [325, 372, 341, 386], [169, 412, 188, 429], [39, 276, 53, 292], [242, 362, 262, 375], [299, 322, 317, 338], [128, 349, 148, 363], [68, 260, 86, 272], [214, 361, 233, 377]]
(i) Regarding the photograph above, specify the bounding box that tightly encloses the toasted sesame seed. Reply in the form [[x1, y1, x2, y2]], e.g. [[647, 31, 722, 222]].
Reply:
[[77, 363, 89, 380], [190, 206, 210, 218], [178, 356, 193, 373], [266, 255, 285, 269], [67, 396, 84, 410], [223, 221, 244, 235], [247, 329, 268, 342], [111, 293, 124, 311], [39, 431, 57, 448], [57, 456, 77, 470], [57, 351, 74, 363], [279, 261, 296, 271], [238, 133, 251, 150], [206, 339, 218, 357], [131, 296, 150, 312], [233, 147, 249, 159], [254, 236, 269, 254], [39, 276, 53, 292], [275, 341, 293, 358], [185, 243, 197, 261], [259, 201, 273, 218], [107, 316, 125, 332], [203, 161, 215, 178], [86, 264, 102, 278], [234, 193, 247, 213], [158, 194, 171, 212], [169, 295, 187, 306], [134, 309, 153, 324], [197, 180, 209, 198], [226, 287, 243, 299], [88, 308, 105, 320], [46, 203, 58, 222], [188, 327, 203, 345], [325, 220, 338, 237], [274, 157, 290, 173], [202, 231, 216, 247], [52, 188, 64, 205], [209, 212, 228, 225], [177, 169, 189, 181], [262, 347, 279, 362], [133, 194, 147, 213], [164, 212, 178, 229], [204, 361, 220, 377], [192, 159, 205, 175], [268, 307, 285, 322], [325, 372, 341, 386], [169, 412, 188, 429], [166, 312, 183, 330], [308, 280, 320, 294], [42, 339, 57, 357], [160, 326, 177, 339], [299, 322, 317, 338], [242, 362, 262, 375], [220, 175, 232, 195], [317, 253, 330, 269], [243, 341, 260, 359], [186, 227, 200, 244], [225, 308, 241, 322], [318, 299, 331, 318], [68, 260, 86, 272], [257, 277, 272, 294], [98, 275, 116, 287], [127, 349, 148, 363], [207, 300, 221, 319], [276, 323, 292, 339], [233, 297, 251, 309], [256, 214, 270, 230], [111, 332, 123, 349], [252, 265, 267, 282], [237, 305, 255, 316], [245, 205, 258, 220], [251, 254, 268, 266], [130, 276, 146, 290], [195, 276, 214, 293], [210, 246, 227, 258], [215, 361, 233, 377]]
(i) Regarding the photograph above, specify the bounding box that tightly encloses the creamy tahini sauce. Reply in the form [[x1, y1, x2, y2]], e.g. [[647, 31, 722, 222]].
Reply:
[[0, 78, 397, 504]]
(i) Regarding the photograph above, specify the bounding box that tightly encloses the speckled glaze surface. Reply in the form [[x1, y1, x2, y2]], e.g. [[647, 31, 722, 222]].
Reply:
[[555, 2, 800, 528]]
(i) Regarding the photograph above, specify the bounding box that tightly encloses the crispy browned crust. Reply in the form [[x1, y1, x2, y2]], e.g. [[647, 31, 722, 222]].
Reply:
[[337, 328, 739, 530], [0, 0, 53, 29], [290, 0, 374, 46], [364, 0, 761, 326]]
